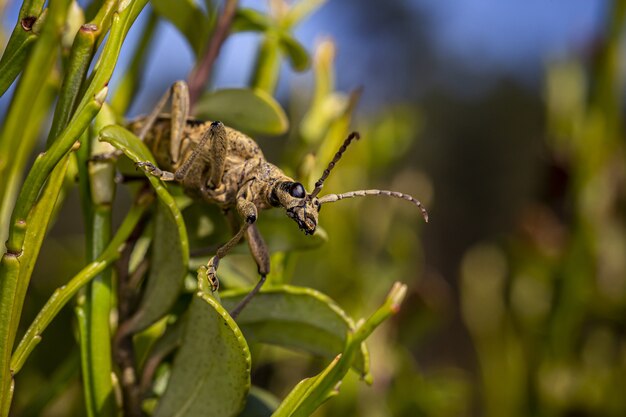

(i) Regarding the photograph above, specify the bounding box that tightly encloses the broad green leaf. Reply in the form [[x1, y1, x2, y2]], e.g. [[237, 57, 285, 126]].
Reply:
[[278, 33, 310, 72], [220, 285, 370, 378], [154, 291, 251, 417], [128, 201, 187, 332], [99, 126, 190, 332], [272, 283, 407, 417], [232, 8, 272, 33], [195, 88, 289, 136], [151, 0, 210, 56], [239, 386, 281, 417]]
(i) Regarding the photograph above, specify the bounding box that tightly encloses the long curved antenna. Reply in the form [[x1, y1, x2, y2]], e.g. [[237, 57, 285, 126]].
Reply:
[[308, 132, 360, 199], [318, 189, 429, 222]]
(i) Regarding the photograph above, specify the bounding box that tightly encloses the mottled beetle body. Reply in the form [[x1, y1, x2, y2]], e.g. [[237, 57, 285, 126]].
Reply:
[[131, 81, 426, 317]]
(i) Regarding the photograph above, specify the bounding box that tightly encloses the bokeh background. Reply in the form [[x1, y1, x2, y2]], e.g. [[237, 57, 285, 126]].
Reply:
[[2, 0, 626, 416]]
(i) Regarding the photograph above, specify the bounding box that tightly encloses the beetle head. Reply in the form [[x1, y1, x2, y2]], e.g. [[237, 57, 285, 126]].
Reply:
[[273, 131, 429, 235], [270, 181, 320, 235]]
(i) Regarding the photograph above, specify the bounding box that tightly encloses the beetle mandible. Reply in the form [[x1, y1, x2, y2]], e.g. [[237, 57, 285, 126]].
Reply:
[[131, 81, 428, 317]]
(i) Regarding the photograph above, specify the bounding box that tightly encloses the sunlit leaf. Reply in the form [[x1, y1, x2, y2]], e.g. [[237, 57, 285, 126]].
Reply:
[[195, 88, 289, 136], [220, 285, 370, 377], [154, 291, 251, 417]]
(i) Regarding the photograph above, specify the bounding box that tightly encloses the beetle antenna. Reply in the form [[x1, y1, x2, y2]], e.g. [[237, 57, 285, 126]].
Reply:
[[318, 189, 429, 222], [308, 132, 360, 199]]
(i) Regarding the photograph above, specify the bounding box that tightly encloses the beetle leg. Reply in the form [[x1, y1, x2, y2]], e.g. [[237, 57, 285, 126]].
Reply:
[[205, 196, 258, 292], [229, 224, 270, 318], [207, 121, 227, 189], [135, 161, 176, 181], [172, 121, 226, 189], [133, 81, 189, 173], [205, 223, 249, 291], [169, 81, 189, 164]]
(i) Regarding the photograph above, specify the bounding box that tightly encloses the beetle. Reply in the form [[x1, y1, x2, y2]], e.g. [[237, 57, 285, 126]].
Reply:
[[130, 81, 428, 317]]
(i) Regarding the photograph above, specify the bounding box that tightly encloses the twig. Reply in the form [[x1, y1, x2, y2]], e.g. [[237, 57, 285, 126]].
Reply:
[[113, 215, 148, 417], [187, 0, 239, 109]]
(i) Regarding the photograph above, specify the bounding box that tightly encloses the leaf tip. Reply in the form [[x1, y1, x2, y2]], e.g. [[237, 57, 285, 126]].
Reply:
[[388, 282, 407, 314]]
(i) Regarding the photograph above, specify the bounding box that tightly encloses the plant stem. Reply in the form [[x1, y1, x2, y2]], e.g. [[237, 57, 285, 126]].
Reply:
[[10, 196, 151, 375], [187, 0, 239, 109], [0, 0, 46, 96]]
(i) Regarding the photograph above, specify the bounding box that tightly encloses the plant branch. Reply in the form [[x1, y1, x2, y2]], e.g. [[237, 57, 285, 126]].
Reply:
[[187, 0, 239, 109], [113, 205, 150, 417]]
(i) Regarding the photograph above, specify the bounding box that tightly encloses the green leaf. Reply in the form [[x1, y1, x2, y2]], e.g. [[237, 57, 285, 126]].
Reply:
[[278, 33, 310, 72], [127, 201, 188, 332], [281, 0, 327, 29], [271, 355, 340, 417], [151, 0, 210, 56], [232, 8, 272, 33], [154, 291, 251, 417], [98, 125, 190, 332], [195, 88, 289, 136], [220, 285, 370, 378], [271, 283, 407, 417]]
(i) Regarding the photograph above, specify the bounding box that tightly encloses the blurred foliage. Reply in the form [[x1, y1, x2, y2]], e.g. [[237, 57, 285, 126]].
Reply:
[[3, 0, 625, 416], [458, 2, 626, 417]]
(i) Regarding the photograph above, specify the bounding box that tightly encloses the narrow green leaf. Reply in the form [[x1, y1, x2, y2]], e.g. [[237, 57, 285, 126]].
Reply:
[[111, 10, 158, 115], [271, 283, 407, 417], [195, 88, 289, 136], [10, 199, 150, 375], [271, 355, 340, 417], [154, 291, 251, 417], [0, 156, 70, 412], [0, 0, 69, 249], [278, 33, 310, 72], [250, 33, 281, 94], [0, 36, 37, 97], [220, 285, 370, 377], [281, 0, 327, 29], [232, 8, 272, 33], [151, 0, 210, 56], [0, 0, 47, 96]]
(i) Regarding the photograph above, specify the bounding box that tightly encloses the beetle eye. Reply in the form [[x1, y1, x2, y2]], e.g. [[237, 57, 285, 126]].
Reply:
[[289, 182, 306, 198]]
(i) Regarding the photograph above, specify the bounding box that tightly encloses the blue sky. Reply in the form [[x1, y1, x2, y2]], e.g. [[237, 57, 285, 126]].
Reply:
[[0, 0, 611, 113]]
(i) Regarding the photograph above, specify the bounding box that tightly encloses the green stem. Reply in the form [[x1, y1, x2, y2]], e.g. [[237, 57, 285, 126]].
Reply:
[[250, 32, 281, 94], [111, 9, 158, 115], [0, 2, 149, 414], [0, 0, 69, 252], [0, 0, 47, 96], [10, 198, 150, 375], [46, 25, 98, 144], [5, 88, 108, 253], [276, 283, 407, 417], [77, 105, 119, 417], [0, 156, 70, 417]]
